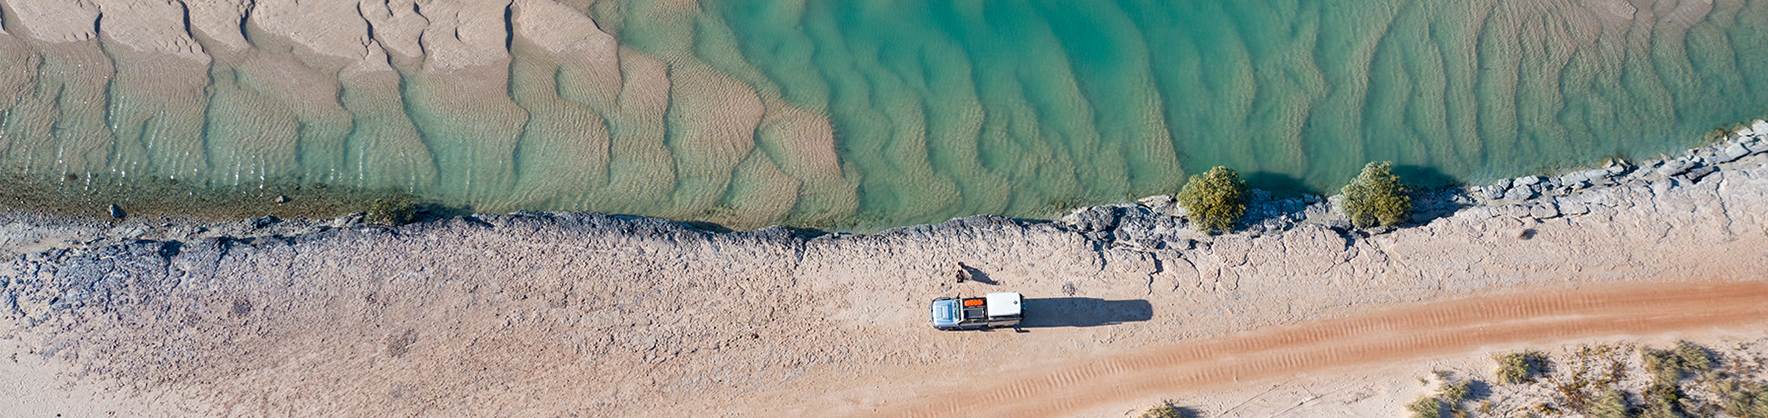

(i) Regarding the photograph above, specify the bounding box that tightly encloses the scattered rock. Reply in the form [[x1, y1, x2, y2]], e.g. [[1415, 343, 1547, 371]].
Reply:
[[107, 204, 125, 220], [275, 195, 291, 204]]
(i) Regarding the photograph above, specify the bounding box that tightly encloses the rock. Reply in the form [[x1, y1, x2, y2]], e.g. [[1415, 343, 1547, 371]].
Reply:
[[107, 204, 126, 219], [1514, 176, 1540, 187], [1719, 144, 1751, 163], [1136, 194, 1174, 207], [1752, 120, 1768, 137], [1490, 178, 1513, 191], [249, 216, 282, 229], [1683, 165, 1717, 181], [275, 195, 291, 204], [1558, 202, 1589, 216], [1528, 204, 1560, 219], [1503, 186, 1537, 201], [1136, 195, 1185, 217], [1562, 168, 1609, 185], [1656, 159, 1695, 177]]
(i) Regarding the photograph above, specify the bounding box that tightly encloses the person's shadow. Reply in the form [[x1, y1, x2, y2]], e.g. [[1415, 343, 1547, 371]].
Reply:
[[1018, 298, 1153, 328], [958, 264, 998, 285]]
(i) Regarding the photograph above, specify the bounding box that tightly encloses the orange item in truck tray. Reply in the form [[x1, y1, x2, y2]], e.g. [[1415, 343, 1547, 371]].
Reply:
[[962, 299, 985, 307]]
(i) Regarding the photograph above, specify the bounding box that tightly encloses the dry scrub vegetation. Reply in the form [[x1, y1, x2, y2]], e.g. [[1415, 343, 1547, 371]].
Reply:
[[1403, 340, 1768, 418]]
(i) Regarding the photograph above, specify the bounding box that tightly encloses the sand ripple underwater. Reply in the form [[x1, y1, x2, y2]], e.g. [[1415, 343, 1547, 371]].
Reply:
[[0, 0, 1764, 230]]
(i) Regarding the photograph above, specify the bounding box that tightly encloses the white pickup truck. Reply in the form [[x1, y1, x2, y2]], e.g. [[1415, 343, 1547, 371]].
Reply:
[[929, 292, 1024, 330]]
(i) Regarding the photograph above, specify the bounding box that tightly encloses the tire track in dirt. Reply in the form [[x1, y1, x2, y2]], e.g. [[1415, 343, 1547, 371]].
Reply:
[[868, 281, 1768, 418]]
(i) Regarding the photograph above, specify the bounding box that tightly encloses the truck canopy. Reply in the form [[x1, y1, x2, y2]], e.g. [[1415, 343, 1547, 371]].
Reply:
[[985, 292, 1022, 317]]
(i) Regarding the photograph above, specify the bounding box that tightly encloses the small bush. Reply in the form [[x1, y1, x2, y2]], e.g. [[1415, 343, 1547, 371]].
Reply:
[[1176, 166, 1248, 234], [1341, 161, 1412, 228], [1494, 351, 1550, 384], [365, 197, 417, 226], [1441, 380, 1473, 403]]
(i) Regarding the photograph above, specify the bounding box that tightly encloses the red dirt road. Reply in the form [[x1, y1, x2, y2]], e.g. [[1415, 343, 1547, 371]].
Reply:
[[864, 281, 1768, 418]]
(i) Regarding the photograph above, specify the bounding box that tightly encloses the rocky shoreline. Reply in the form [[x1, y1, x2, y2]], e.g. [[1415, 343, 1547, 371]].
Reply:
[[5, 119, 1764, 264], [0, 121, 1766, 416], [1057, 119, 1768, 251]]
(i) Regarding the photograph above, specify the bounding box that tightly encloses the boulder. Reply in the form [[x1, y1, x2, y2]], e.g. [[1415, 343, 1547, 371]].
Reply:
[[1683, 165, 1717, 181], [1528, 204, 1560, 219], [1557, 202, 1589, 216], [1514, 176, 1541, 187], [108, 204, 126, 219], [1503, 186, 1537, 201], [1751, 120, 1768, 137], [1656, 159, 1695, 177], [1137, 194, 1174, 207], [1719, 144, 1751, 163], [1490, 178, 1514, 191]]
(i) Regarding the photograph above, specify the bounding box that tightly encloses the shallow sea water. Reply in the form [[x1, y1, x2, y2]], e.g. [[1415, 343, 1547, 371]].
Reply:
[[2, 0, 1765, 230]]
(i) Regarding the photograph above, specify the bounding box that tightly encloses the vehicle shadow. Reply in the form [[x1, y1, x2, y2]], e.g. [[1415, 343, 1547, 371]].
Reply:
[[1019, 298, 1153, 328]]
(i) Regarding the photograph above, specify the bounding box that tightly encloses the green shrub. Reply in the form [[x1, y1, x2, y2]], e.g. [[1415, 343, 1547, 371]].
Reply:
[[1176, 166, 1248, 234], [1341, 161, 1412, 228], [1493, 351, 1550, 384], [365, 197, 417, 226]]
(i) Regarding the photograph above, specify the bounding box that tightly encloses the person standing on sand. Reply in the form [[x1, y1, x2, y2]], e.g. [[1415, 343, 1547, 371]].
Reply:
[[955, 262, 971, 283]]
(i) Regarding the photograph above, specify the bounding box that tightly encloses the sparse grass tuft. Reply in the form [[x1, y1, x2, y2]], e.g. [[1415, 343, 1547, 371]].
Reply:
[[1589, 389, 1631, 418], [1494, 350, 1550, 384], [1644, 341, 1712, 383], [1407, 396, 1443, 418]]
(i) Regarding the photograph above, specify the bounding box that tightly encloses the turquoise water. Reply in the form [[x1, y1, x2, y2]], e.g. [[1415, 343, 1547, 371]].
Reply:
[[2, 0, 1766, 230]]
